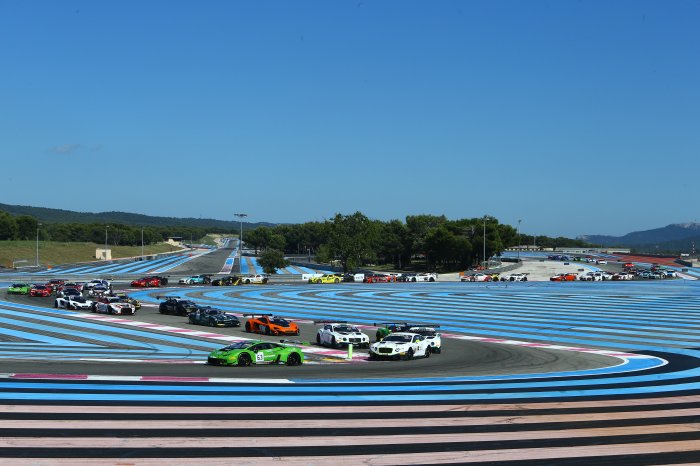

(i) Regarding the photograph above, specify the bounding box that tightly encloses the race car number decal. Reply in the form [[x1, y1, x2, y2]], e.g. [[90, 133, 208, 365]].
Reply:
[[256, 353, 265, 363]]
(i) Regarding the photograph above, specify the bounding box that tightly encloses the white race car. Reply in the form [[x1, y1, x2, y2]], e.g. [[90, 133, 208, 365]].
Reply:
[[316, 322, 370, 348], [241, 274, 268, 284], [369, 332, 433, 360], [411, 273, 438, 282], [54, 295, 94, 311], [500, 273, 528, 282], [93, 297, 136, 315], [84, 279, 111, 290], [408, 326, 442, 353]]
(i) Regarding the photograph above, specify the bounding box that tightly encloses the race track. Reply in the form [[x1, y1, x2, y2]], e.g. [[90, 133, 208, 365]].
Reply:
[[2, 280, 700, 463]]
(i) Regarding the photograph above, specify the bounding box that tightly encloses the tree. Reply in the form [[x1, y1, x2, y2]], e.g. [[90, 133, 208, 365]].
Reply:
[[0, 211, 18, 240], [15, 216, 38, 240], [258, 248, 289, 274], [326, 212, 377, 272]]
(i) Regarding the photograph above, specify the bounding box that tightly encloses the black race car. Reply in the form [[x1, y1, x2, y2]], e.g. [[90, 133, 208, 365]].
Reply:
[[158, 296, 200, 316], [211, 276, 242, 286], [188, 307, 240, 327]]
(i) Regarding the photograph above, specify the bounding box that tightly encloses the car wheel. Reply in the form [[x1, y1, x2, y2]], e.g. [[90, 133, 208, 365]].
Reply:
[[208, 319, 215, 327], [424, 347, 431, 358], [331, 336, 338, 349], [429, 277, 435, 282], [334, 278, 340, 283], [159, 306, 165, 314], [263, 326, 270, 335], [376, 332, 382, 342], [262, 278, 268, 284], [237, 353, 252, 367], [368, 352, 376, 360], [245, 322, 252, 333], [316, 334, 322, 345], [403, 348, 414, 361], [91, 305, 97, 313], [522, 277, 527, 281], [54, 300, 58, 308], [286, 353, 301, 366]]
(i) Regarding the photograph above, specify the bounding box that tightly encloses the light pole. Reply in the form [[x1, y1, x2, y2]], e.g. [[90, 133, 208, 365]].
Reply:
[[517, 219, 522, 262], [104, 225, 110, 261], [35, 223, 41, 267], [234, 213, 248, 250], [483, 216, 487, 268], [141, 227, 144, 258]]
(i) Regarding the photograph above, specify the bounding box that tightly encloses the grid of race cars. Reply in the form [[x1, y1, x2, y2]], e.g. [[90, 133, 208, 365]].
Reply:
[[7, 275, 444, 367], [7, 255, 674, 368]]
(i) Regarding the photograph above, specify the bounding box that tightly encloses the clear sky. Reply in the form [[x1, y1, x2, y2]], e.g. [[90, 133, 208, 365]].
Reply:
[[1, 0, 698, 238]]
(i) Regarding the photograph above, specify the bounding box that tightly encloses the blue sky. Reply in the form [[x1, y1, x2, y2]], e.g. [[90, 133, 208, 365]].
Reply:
[[1, 0, 698, 238]]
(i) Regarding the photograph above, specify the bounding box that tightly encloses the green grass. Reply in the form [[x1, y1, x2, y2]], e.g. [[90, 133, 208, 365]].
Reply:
[[0, 241, 184, 268], [197, 234, 221, 247]]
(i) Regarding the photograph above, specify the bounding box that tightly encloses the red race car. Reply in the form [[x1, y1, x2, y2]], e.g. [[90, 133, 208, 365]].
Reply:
[[45, 279, 65, 291], [130, 276, 167, 287], [363, 274, 395, 283], [30, 285, 53, 297]]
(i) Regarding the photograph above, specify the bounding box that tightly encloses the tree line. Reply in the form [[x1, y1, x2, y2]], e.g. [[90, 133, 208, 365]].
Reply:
[[0, 210, 215, 246], [244, 212, 593, 272]]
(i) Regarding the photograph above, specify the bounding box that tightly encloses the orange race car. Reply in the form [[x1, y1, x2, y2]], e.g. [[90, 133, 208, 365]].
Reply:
[[244, 313, 300, 336], [550, 273, 579, 282]]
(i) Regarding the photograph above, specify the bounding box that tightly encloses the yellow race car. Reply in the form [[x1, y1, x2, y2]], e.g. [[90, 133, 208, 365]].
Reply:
[[309, 274, 343, 284]]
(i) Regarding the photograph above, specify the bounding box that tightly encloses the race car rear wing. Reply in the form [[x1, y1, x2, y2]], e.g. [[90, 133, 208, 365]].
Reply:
[[313, 320, 348, 325], [243, 313, 273, 317], [156, 295, 181, 300]]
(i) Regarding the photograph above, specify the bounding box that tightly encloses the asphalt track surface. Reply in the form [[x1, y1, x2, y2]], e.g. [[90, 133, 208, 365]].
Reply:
[[3, 259, 700, 463], [1, 290, 618, 380]]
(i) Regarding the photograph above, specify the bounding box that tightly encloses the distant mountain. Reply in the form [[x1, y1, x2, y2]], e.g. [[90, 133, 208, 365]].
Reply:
[[579, 223, 700, 252], [0, 203, 275, 231]]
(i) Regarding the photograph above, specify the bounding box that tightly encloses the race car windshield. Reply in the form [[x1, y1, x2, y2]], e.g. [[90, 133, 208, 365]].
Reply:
[[205, 309, 222, 315], [384, 335, 413, 343], [412, 329, 436, 336], [222, 342, 253, 350], [335, 325, 358, 333], [272, 318, 290, 326], [12, 284, 24, 287]]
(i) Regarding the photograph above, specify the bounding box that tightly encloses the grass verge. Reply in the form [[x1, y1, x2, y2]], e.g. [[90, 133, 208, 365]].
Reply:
[[0, 241, 184, 268]]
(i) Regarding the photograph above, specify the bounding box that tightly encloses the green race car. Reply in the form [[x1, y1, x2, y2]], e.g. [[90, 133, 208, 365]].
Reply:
[[207, 340, 304, 367], [7, 283, 31, 295]]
